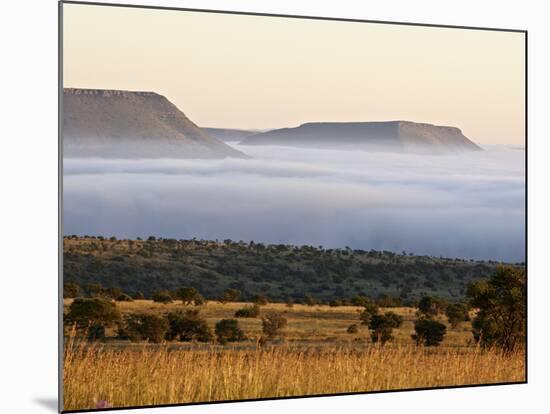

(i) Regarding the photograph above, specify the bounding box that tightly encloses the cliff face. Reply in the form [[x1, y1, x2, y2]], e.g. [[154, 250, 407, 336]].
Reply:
[[63, 88, 247, 159], [240, 121, 481, 153]]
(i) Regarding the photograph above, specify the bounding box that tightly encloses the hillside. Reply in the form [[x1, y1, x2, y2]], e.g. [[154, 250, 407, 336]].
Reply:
[[63, 236, 521, 302], [240, 121, 482, 153], [63, 88, 247, 159]]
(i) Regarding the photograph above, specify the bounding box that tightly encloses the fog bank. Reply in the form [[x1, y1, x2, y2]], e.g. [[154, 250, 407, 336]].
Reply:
[[63, 144, 525, 262]]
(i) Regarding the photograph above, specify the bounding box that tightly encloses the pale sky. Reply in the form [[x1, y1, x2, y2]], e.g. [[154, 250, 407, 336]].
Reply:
[[63, 3, 525, 145]]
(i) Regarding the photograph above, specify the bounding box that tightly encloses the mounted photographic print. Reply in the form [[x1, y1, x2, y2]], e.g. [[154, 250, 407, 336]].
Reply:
[[60, 1, 527, 412]]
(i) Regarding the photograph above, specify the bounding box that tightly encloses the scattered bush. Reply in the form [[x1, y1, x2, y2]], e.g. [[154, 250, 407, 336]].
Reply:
[[165, 310, 213, 342], [417, 296, 446, 317], [175, 287, 199, 305], [412, 318, 446, 346], [132, 292, 145, 300], [215, 319, 246, 344], [359, 302, 380, 326], [123, 313, 169, 343], [152, 290, 173, 304], [445, 303, 470, 328], [262, 312, 288, 339], [304, 294, 317, 306], [235, 304, 260, 318], [368, 312, 403, 344], [252, 295, 269, 306], [220, 288, 241, 303]]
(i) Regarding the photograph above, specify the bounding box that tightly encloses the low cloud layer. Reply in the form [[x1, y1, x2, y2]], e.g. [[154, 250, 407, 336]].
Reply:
[[63, 144, 525, 262]]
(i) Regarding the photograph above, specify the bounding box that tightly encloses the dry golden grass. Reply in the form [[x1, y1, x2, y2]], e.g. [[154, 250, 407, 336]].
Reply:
[[63, 337, 525, 411]]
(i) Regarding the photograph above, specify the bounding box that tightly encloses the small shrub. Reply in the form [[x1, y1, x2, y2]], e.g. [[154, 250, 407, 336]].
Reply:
[[359, 302, 380, 326], [445, 303, 470, 328], [132, 291, 145, 300], [215, 319, 246, 344], [368, 311, 403, 344], [220, 288, 241, 303], [124, 313, 169, 343], [412, 318, 447, 346], [252, 295, 269, 306], [262, 312, 288, 339], [235, 304, 260, 318], [152, 290, 173, 304], [165, 310, 213, 342]]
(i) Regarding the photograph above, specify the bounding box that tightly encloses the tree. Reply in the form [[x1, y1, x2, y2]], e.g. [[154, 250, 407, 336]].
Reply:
[[235, 304, 260, 318], [466, 266, 526, 351], [152, 290, 173, 304], [252, 294, 269, 306], [63, 282, 80, 298], [220, 288, 241, 303], [412, 318, 446, 346], [445, 303, 470, 328], [368, 312, 403, 344], [175, 287, 199, 305], [304, 294, 317, 306], [165, 310, 213, 342], [123, 313, 168, 343], [85, 283, 107, 298], [215, 319, 246, 344], [359, 302, 380, 326], [132, 291, 145, 300], [65, 297, 121, 339], [193, 293, 206, 306], [262, 312, 288, 339], [417, 296, 446, 317]]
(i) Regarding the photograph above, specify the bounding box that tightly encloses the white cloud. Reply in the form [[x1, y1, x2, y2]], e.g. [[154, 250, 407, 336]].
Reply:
[[63, 144, 525, 262]]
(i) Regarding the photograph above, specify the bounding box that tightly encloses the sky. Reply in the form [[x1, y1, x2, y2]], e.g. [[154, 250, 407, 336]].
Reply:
[[63, 3, 525, 145]]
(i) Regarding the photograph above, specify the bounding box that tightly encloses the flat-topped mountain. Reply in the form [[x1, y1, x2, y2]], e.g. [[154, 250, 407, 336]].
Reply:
[[63, 88, 247, 159], [240, 121, 482, 153]]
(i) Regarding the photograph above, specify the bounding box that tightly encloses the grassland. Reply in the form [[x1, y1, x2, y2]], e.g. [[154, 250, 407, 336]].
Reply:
[[62, 300, 525, 410]]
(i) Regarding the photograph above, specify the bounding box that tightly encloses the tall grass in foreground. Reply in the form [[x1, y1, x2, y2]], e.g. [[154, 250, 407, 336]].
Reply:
[[63, 339, 525, 410]]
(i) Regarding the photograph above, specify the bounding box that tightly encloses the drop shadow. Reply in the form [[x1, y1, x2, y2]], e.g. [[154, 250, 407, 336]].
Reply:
[[34, 397, 58, 412]]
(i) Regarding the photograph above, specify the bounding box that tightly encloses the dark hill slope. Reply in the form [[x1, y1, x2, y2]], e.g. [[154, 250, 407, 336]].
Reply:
[[62, 236, 518, 302]]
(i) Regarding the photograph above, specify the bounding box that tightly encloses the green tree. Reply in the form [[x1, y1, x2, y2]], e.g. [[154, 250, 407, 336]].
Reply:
[[412, 318, 447, 346], [215, 319, 246, 344], [368, 312, 403, 344], [175, 287, 199, 305], [123, 313, 169, 343], [359, 302, 380, 326], [220, 288, 241, 303], [445, 303, 470, 328], [65, 297, 121, 339], [304, 294, 317, 306], [165, 310, 213, 342], [63, 282, 80, 298], [466, 266, 526, 351], [252, 294, 269, 306], [417, 296, 446, 317]]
